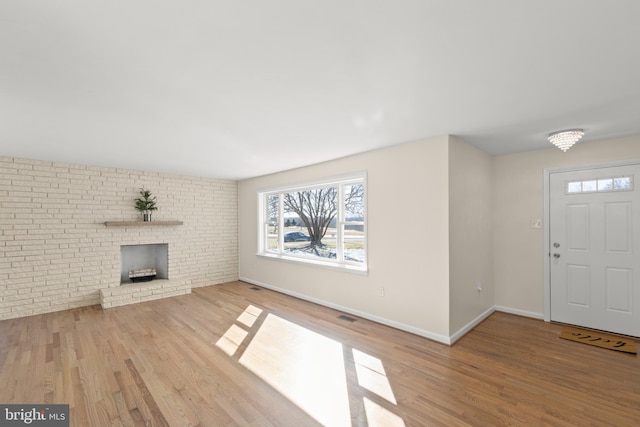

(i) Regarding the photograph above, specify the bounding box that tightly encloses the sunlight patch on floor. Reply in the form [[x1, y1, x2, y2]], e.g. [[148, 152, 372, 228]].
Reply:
[[353, 349, 397, 405], [363, 397, 406, 427], [239, 313, 351, 427], [215, 324, 248, 356], [237, 304, 262, 328], [216, 304, 406, 426]]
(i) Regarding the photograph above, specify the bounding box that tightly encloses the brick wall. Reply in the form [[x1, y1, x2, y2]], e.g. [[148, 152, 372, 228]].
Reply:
[[0, 156, 238, 320]]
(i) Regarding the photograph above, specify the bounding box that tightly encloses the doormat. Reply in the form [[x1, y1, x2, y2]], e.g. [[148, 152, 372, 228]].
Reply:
[[560, 326, 637, 354]]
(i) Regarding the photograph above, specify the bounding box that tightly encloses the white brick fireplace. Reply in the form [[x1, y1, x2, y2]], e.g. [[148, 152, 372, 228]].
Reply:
[[100, 242, 191, 309], [0, 156, 239, 319]]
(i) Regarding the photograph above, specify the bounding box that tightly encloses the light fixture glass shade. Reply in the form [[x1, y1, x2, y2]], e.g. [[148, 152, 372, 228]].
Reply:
[[548, 129, 584, 152]]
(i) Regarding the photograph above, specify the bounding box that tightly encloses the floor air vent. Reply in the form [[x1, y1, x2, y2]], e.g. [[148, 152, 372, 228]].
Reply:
[[337, 314, 357, 323], [250, 287, 262, 291]]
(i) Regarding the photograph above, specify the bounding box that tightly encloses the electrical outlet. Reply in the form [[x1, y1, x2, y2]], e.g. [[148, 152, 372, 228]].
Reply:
[[476, 282, 483, 292], [378, 287, 385, 297]]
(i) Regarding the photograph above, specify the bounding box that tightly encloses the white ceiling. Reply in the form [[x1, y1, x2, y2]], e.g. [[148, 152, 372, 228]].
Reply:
[[2, 1, 640, 180]]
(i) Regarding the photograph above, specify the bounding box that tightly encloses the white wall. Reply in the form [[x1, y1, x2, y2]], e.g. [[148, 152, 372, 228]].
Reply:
[[448, 137, 494, 335], [239, 136, 452, 339], [493, 135, 640, 316], [8, 133, 634, 336], [0, 156, 238, 320]]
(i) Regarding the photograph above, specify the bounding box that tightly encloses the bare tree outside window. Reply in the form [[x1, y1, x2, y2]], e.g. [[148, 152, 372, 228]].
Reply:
[[283, 188, 337, 248], [283, 184, 364, 247], [344, 184, 365, 219], [265, 194, 279, 252], [260, 175, 366, 268], [267, 194, 279, 232]]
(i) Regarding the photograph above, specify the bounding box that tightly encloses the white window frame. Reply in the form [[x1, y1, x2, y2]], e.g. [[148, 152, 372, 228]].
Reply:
[[257, 172, 367, 273], [565, 175, 634, 194]]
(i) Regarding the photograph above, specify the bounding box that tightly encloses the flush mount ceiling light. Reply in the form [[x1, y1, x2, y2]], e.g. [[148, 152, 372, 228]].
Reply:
[[548, 129, 584, 152]]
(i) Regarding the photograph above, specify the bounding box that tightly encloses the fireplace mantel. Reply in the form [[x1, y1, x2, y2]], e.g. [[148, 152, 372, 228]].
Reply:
[[104, 220, 183, 227]]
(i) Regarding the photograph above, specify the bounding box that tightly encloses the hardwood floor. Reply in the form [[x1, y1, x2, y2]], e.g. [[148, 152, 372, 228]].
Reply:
[[1, 281, 639, 426]]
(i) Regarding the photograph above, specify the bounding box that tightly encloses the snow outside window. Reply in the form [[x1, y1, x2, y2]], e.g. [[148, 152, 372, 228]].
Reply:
[[258, 174, 367, 272]]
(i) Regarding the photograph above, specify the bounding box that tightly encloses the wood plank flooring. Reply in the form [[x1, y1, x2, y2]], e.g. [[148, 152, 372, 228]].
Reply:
[[1, 281, 639, 426]]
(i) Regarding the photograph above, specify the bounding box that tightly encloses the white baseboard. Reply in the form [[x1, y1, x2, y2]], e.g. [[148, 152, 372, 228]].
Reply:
[[495, 305, 544, 320], [449, 306, 545, 344], [239, 277, 453, 345], [449, 306, 496, 345], [238, 278, 546, 346]]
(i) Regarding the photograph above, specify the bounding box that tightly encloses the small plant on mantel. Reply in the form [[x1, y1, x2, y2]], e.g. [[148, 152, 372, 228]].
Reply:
[[134, 188, 158, 222]]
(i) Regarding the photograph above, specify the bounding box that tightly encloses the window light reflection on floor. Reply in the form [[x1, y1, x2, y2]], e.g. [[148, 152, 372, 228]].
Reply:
[[215, 324, 248, 356], [236, 304, 262, 328], [352, 348, 397, 405], [216, 304, 406, 426], [364, 397, 406, 427], [215, 305, 263, 356], [240, 313, 351, 427]]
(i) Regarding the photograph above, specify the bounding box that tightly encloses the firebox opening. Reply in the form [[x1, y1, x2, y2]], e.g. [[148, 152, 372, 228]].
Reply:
[[120, 244, 168, 284]]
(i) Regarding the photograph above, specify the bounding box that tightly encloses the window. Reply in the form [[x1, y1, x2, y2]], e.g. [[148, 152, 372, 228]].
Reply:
[[259, 174, 366, 272], [566, 176, 633, 194]]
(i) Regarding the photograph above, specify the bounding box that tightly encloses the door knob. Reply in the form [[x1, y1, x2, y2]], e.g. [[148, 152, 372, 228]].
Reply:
[[553, 253, 561, 258]]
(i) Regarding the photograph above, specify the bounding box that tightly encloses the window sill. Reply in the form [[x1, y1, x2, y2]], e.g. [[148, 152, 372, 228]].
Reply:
[[257, 252, 368, 275]]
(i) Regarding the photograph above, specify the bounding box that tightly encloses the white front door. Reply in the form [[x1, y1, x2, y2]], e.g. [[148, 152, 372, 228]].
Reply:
[[550, 164, 640, 337]]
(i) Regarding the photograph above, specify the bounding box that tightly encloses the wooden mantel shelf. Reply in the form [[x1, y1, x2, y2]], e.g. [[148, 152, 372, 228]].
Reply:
[[104, 221, 184, 227]]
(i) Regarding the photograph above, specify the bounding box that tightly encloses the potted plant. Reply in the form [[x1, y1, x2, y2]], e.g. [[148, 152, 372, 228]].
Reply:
[[134, 188, 158, 221]]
